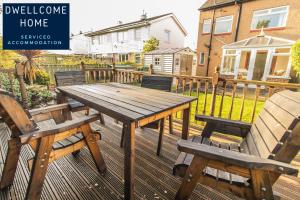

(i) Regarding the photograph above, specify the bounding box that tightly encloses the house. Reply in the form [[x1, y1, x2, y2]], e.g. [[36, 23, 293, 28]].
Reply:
[[144, 47, 197, 75], [85, 13, 187, 64], [196, 0, 300, 82], [70, 32, 91, 55]]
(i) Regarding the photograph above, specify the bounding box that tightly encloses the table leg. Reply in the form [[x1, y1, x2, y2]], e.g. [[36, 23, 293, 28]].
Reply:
[[124, 122, 136, 200], [182, 105, 190, 140]]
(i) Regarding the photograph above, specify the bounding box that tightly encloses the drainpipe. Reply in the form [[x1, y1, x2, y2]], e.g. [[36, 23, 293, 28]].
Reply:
[[234, 0, 243, 42], [205, 7, 216, 77]]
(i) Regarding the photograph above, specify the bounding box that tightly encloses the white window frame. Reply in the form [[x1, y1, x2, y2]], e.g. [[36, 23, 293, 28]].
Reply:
[[267, 48, 292, 78], [165, 30, 171, 43], [199, 52, 205, 65], [106, 33, 112, 43], [154, 57, 160, 66], [251, 6, 289, 30], [214, 15, 233, 34], [220, 49, 238, 75], [202, 19, 212, 34], [135, 28, 142, 41]]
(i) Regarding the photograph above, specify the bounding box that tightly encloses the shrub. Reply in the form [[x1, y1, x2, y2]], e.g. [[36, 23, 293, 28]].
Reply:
[[292, 39, 300, 82], [25, 69, 50, 85]]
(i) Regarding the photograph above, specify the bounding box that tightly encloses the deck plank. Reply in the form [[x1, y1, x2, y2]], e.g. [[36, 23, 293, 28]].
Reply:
[[0, 116, 299, 200]]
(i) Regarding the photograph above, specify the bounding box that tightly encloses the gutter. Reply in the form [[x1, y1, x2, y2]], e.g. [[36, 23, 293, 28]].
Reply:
[[205, 7, 216, 76], [234, 0, 243, 42]]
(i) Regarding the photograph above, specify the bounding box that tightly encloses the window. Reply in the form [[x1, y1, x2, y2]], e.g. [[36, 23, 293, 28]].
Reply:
[[135, 53, 141, 64], [117, 31, 128, 42], [98, 35, 102, 44], [165, 30, 171, 43], [106, 34, 112, 43], [135, 28, 141, 41], [251, 6, 288, 30], [91, 36, 96, 45], [222, 50, 237, 74], [175, 58, 180, 66], [215, 16, 233, 34], [202, 19, 212, 34], [119, 54, 129, 62], [269, 48, 290, 77], [154, 57, 160, 65], [199, 52, 205, 65]]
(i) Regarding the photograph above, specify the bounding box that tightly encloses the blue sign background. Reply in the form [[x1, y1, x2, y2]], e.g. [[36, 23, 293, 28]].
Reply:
[[3, 3, 70, 50]]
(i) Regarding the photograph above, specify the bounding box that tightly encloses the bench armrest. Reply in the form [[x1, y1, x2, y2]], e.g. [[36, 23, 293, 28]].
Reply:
[[20, 114, 99, 144], [195, 115, 251, 137], [177, 139, 298, 176], [29, 103, 69, 116]]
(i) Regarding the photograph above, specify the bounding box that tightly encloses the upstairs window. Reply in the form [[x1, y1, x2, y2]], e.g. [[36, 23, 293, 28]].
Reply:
[[117, 31, 128, 42], [106, 34, 112, 43], [202, 19, 212, 34], [91, 36, 95, 45], [215, 15, 233, 34], [165, 30, 171, 43], [135, 28, 141, 41], [251, 6, 289, 30]]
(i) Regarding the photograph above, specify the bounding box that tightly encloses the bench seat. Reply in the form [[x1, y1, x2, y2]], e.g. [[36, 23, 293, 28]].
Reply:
[[174, 135, 248, 186]]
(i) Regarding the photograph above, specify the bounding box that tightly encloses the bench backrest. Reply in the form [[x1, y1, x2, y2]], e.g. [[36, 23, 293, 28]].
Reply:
[[0, 90, 36, 135], [241, 90, 300, 163], [141, 75, 173, 92], [54, 71, 86, 86]]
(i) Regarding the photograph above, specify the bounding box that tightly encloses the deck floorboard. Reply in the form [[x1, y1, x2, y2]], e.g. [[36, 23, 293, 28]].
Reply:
[[0, 114, 299, 200]]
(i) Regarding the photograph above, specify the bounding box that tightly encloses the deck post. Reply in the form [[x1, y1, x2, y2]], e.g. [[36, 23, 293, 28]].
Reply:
[[209, 69, 220, 116]]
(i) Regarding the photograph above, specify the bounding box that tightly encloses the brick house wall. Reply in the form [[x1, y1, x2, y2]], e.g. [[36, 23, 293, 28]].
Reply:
[[196, 0, 300, 77]]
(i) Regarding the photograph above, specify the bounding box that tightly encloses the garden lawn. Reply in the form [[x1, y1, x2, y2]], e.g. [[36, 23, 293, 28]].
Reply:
[[174, 93, 265, 124]]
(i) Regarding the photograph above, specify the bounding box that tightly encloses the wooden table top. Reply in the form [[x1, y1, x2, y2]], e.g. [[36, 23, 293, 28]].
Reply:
[[58, 83, 197, 122]]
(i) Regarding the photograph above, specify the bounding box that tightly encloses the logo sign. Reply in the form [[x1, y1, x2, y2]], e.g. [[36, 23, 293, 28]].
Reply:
[[3, 3, 70, 50]]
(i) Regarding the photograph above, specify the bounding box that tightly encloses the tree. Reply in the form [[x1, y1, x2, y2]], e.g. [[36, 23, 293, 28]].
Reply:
[[292, 39, 300, 82], [0, 37, 20, 68], [143, 37, 159, 53], [15, 50, 43, 85]]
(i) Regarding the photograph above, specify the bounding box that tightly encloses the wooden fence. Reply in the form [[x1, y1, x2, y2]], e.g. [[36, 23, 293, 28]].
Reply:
[[40, 63, 112, 83], [82, 67, 300, 124], [1, 65, 300, 125]]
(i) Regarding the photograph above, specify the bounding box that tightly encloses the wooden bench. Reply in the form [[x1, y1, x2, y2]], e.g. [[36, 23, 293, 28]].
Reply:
[[120, 75, 174, 156], [0, 90, 106, 200], [54, 71, 105, 124], [174, 90, 300, 200]]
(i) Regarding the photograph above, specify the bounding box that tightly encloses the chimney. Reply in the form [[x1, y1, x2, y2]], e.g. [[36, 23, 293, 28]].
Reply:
[[141, 10, 147, 20], [118, 21, 123, 25]]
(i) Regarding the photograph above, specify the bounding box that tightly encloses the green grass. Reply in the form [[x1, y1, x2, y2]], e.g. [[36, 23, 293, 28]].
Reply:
[[175, 92, 265, 124]]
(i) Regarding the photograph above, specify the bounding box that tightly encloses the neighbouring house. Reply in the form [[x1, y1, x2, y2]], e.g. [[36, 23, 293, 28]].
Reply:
[[196, 0, 300, 82], [85, 13, 187, 65], [70, 32, 91, 55], [144, 47, 197, 75]]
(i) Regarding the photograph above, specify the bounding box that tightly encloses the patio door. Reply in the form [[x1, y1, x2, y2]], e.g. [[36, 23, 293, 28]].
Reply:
[[252, 51, 268, 81]]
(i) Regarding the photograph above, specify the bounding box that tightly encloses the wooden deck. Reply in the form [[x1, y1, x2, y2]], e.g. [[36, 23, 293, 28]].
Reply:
[[0, 114, 299, 200]]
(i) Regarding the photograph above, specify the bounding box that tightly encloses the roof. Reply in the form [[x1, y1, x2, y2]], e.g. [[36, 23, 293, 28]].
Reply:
[[85, 13, 187, 37], [223, 30, 295, 49], [199, 0, 254, 11], [145, 47, 193, 55]]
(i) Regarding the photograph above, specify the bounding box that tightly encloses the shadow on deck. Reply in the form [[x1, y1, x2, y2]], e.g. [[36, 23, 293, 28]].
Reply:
[[0, 114, 299, 200]]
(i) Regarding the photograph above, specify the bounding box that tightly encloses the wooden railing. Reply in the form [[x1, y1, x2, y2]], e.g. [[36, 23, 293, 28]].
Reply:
[[81, 67, 300, 125]]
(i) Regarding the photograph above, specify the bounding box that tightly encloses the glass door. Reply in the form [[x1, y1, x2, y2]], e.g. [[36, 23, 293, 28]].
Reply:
[[252, 51, 268, 81]]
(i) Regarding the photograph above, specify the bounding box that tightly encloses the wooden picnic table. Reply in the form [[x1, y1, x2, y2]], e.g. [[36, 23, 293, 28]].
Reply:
[[57, 83, 197, 200]]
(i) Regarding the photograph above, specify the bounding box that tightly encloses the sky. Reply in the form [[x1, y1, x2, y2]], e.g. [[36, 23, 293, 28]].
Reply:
[[1, 0, 205, 49]]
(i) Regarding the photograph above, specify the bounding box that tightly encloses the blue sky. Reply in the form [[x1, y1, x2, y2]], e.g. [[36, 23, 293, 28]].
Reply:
[[1, 0, 206, 49]]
